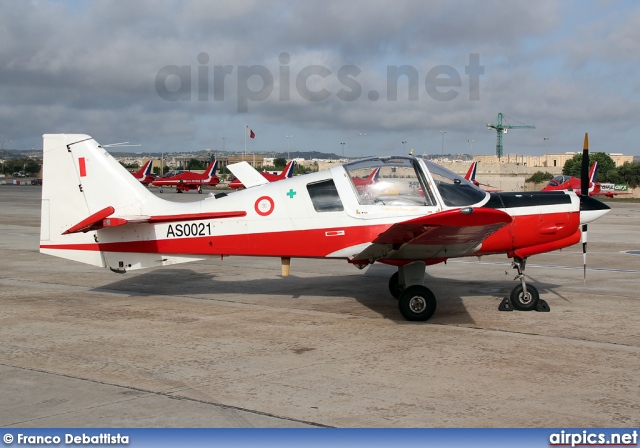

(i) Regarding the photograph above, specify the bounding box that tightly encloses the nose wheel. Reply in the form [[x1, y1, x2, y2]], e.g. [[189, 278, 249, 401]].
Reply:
[[510, 284, 540, 311], [508, 256, 541, 311]]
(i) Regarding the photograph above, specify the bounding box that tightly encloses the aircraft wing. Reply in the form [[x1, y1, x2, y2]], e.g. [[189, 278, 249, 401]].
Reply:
[[351, 208, 512, 263], [227, 161, 269, 188]]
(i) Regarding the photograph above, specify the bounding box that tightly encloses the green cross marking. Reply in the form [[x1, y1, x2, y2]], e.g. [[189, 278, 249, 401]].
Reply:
[[286, 189, 297, 199]]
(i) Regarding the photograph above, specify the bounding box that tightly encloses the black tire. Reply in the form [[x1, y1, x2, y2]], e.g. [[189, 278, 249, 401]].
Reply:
[[389, 272, 402, 299], [198, 187, 203, 194], [509, 284, 539, 311], [398, 285, 437, 321], [159, 188, 163, 193]]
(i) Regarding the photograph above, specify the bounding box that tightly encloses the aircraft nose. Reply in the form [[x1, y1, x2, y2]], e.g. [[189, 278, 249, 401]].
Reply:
[[580, 195, 611, 224]]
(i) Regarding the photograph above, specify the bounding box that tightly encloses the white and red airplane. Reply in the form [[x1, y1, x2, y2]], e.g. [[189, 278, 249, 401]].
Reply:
[[39, 134, 610, 321], [228, 160, 296, 189], [130, 160, 155, 185], [151, 160, 219, 193]]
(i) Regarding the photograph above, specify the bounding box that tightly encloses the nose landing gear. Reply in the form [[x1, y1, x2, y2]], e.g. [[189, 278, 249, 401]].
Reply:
[[500, 256, 549, 312]]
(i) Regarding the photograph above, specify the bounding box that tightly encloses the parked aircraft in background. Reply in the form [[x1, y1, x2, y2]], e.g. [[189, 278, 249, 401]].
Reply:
[[151, 160, 219, 193], [228, 160, 295, 189], [540, 162, 627, 198], [464, 162, 500, 191], [40, 133, 609, 322], [352, 167, 381, 192], [130, 160, 155, 185]]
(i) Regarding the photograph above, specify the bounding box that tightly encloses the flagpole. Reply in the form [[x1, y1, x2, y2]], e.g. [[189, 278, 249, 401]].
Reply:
[[244, 124, 247, 157]]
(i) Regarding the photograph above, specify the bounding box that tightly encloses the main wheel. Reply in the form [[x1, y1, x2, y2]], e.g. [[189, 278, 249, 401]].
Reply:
[[198, 187, 203, 194], [159, 188, 163, 193], [388, 272, 403, 299], [398, 285, 437, 321], [509, 284, 539, 311]]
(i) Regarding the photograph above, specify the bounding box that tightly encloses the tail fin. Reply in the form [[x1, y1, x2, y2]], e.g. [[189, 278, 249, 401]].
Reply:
[[204, 159, 218, 178], [464, 162, 478, 182], [131, 160, 151, 181], [279, 160, 295, 179], [589, 161, 598, 184], [143, 160, 153, 177], [40, 134, 159, 267], [367, 167, 380, 183]]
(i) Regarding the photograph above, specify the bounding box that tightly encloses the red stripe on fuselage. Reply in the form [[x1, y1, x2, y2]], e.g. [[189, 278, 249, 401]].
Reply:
[[41, 224, 390, 258], [41, 211, 582, 260]]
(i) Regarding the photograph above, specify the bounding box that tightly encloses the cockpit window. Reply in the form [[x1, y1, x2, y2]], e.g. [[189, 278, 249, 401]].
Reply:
[[424, 160, 487, 207], [343, 157, 436, 207]]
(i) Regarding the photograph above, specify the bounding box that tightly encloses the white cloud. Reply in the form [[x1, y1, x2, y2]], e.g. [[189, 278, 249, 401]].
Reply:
[[0, 0, 638, 155]]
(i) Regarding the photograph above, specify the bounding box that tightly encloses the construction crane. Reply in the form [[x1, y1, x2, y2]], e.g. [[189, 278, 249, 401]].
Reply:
[[487, 113, 535, 159]]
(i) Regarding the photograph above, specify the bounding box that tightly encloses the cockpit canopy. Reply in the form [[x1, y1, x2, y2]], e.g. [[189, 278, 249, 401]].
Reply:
[[342, 156, 487, 208], [548, 175, 573, 187]]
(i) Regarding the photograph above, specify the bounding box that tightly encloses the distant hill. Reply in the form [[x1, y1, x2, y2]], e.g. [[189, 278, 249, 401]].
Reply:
[[3, 147, 471, 161], [271, 151, 342, 160]]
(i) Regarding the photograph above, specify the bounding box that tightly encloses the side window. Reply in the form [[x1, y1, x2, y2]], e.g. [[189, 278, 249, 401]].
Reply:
[[307, 179, 344, 212]]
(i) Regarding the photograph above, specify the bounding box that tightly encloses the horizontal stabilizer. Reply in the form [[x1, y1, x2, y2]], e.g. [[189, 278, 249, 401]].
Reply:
[[145, 211, 246, 223], [227, 161, 269, 188], [63, 206, 115, 234], [64, 209, 247, 234]]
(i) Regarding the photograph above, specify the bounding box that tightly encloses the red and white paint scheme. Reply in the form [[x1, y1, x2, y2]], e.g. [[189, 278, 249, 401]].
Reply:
[[228, 160, 296, 189], [151, 160, 219, 193], [541, 162, 628, 198], [130, 160, 155, 185], [40, 134, 610, 321]]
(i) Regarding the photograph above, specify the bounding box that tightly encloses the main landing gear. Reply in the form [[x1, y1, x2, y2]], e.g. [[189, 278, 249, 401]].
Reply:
[[387, 257, 548, 321], [388, 261, 437, 322]]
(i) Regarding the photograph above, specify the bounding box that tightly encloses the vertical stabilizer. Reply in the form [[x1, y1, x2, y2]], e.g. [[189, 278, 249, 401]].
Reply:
[[39, 134, 159, 267]]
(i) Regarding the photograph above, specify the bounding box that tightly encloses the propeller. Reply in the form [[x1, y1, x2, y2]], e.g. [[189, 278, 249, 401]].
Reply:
[[580, 133, 589, 281]]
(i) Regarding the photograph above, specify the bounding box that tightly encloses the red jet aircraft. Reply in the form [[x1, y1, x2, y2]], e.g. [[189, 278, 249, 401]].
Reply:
[[40, 133, 609, 321], [228, 160, 296, 189], [151, 160, 219, 193], [130, 160, 155, 185], [540, 162, 627, 198]]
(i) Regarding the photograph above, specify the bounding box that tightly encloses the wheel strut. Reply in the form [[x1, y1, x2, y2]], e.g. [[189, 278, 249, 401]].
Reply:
[[512, 256, 527, 297]]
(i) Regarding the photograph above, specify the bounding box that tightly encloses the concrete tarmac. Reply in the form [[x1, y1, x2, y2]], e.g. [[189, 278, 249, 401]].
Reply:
[[1, 185, 639, 427]]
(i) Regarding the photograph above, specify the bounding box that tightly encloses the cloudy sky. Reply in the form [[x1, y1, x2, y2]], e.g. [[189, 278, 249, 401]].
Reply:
[[1, 0, 639, 157]]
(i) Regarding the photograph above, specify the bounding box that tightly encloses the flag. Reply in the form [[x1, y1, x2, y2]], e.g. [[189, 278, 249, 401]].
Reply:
[[247, 126, 255, 139]]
